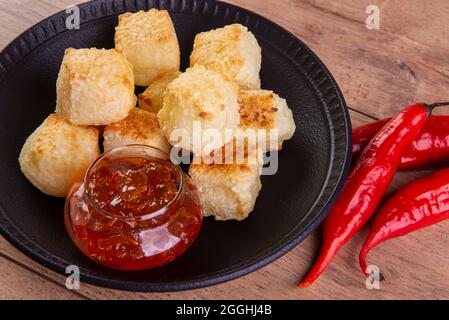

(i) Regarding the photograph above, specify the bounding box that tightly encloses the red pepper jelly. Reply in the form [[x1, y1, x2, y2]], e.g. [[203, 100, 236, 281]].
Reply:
[[64, 145, 203, 270]]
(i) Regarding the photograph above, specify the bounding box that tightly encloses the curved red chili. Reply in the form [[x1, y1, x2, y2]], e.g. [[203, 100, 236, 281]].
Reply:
[[352, 118, 390, 158], [298, 103, 429, 287], [352, 116, 449, 170], [400, 116, 449, 169], [359, 167, 449, 275]]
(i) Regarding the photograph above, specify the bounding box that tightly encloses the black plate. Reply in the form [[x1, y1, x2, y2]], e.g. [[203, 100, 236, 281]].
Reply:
[[0, 0, 351, 292]]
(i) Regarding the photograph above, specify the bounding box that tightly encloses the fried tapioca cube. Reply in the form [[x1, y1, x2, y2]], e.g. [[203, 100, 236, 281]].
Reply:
[[190, 24, 261, 89], [115, 9, 180, 86], [103, 108, 170, 154], [55, 48, 136, 126], [19, 113, 100, 197]]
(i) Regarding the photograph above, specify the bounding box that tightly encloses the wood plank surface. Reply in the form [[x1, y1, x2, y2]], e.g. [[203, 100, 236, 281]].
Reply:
[[0, 252, 84, 300], [0, 0, 448, 300]]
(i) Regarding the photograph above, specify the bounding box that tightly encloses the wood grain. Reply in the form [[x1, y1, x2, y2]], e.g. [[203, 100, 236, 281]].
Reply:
[[1, 0, 449, 299], [0, 253, 84, 300]]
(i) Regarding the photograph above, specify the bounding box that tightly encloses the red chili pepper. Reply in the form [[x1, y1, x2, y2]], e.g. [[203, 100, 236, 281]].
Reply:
[[352, 118, 390, 159], [352, 116, 449, 170], [359, 167, 449, 276], [298, 103, 431, 287], [400, 116, 449, 169]]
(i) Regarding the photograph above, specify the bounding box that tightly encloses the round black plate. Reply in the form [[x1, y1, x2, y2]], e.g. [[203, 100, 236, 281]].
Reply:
[[0, 0, 351, 292]]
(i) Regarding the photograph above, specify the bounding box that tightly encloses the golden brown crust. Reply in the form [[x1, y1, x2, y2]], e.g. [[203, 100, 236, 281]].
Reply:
[[238, 90, 276, 129], [190, 140, 260, 175], [190, 24, 261, 89], [189, 162, 251, 176], [138, 70, 181, 113], [190, 24, 244, 82], [190, 159, 251, 176], [115, 9, 180, 86], [55, 48, 135, 126], [19, 113, 100, 197], [157, 65, 240, 156], [105, 108, 160, 140], [138, 95, 154, 110], [188, 143, 262, 221], [103, 108, 170, 153], [116, 10, 177, 46], [233, 90, 296, 152]]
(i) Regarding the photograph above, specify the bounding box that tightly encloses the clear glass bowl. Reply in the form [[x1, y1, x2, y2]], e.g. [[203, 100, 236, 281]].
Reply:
[[64, 145, 203, 270]]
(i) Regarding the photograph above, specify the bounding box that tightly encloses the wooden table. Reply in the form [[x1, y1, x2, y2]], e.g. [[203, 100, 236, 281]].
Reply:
[[1, 0, 449, 300]]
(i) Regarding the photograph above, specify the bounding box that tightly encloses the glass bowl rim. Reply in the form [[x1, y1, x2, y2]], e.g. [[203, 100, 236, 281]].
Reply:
[[82, 144, 185, 222]]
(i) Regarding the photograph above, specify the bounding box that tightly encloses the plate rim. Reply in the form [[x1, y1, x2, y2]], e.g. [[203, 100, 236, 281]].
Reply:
[[0, 0, 352, 292]]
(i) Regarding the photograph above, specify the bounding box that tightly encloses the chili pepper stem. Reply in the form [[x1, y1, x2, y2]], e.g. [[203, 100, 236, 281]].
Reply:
[[422, 102, 449, 116]]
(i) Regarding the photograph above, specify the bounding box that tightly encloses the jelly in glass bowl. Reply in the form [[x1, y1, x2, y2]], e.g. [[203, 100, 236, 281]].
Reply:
[[64, 145, 203, 270]]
